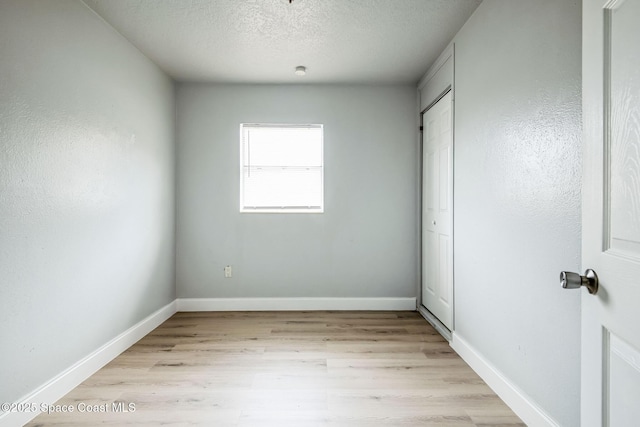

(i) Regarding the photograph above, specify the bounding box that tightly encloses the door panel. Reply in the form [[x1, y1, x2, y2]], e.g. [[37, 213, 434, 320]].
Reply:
[[426, 152, 436, 210], [438, 234, 451, 307], [439, 146, 450, 210], [582, 0, 640, 425], [607, 0, 640, 258], [422, 90, 453, 330], [425, 229, 436, 296], [609, 334, 640, 426]]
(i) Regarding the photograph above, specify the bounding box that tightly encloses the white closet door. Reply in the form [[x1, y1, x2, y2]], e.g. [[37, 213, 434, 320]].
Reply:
[[422, 90, 453, 330]]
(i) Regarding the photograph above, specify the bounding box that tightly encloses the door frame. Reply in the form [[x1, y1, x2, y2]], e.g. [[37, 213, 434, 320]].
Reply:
[[416, 44, 455, 340]]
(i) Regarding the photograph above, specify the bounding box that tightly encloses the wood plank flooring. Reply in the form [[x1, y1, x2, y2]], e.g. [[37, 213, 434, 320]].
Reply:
[[26, 311, 524, 426]]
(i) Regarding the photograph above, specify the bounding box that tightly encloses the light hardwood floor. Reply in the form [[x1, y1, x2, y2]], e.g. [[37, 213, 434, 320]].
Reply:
[[27, 311, 524, 426]]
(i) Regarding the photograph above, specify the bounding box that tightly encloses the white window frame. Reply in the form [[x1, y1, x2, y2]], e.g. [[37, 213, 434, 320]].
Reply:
[[239, 123, 324, 213]]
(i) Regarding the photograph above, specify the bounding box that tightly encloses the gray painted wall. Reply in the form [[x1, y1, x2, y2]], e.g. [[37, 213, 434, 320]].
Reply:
[[452, 0, 582, 425], [0, 1, 583, 423], [176, 84, 418, 299], [0, 0, 175, 404]]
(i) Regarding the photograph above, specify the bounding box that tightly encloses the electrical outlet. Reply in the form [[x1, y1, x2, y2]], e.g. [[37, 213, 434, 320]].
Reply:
[[224, 265, 232, 278]]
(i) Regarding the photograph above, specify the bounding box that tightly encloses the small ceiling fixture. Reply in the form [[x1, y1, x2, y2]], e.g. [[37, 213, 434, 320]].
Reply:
[[295, 66, 306, 76]]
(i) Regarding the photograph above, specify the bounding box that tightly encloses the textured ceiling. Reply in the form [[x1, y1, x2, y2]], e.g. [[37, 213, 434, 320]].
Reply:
[[83, 0, 482, 84]]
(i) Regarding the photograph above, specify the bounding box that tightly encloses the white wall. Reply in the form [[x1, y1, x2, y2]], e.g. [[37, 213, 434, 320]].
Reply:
[[0, 0, 175, 405], [451, 0, 582, 425], [176, 84, 418, 300]]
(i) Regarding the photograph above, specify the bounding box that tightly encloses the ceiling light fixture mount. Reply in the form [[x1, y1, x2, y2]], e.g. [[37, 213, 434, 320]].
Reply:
[[295, 66, 306, 76]]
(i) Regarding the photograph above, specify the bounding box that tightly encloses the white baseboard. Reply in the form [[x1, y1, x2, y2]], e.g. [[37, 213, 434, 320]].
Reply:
[[177, 297, 417, 312], [0, 301, 177, 427], [450, 333, 559, 427]]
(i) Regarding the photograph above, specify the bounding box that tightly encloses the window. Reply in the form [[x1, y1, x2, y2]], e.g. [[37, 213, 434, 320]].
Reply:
[[240, 123, 324, 213]]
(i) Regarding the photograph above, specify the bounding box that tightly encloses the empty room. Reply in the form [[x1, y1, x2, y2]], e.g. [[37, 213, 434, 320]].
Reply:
[[1, 0, 639, 426]]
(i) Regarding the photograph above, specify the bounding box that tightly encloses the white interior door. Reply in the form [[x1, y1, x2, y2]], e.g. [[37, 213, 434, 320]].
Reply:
[[581, 0, 640, 425], [421, 90, 453, 330]]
